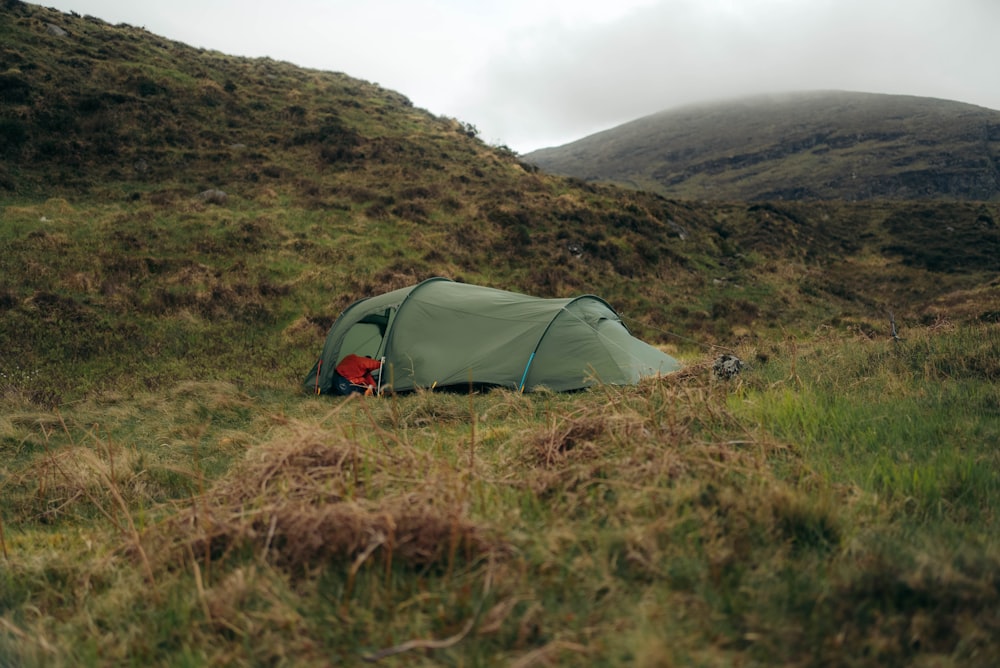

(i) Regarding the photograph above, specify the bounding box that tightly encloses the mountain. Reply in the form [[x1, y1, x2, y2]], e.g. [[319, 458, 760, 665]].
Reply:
[[1, 2, 998, 408], [523, 91, 1000, 201]]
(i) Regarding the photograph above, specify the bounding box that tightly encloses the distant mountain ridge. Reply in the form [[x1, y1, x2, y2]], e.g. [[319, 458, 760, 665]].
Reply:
[[524, 91, 1000, 201]]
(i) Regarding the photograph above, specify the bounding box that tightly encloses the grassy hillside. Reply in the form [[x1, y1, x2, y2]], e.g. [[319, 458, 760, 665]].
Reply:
[[2, 3, 1000, 666], [0, 1, 509, 202], [524, 91, 1000, 202], [2, 5, 996, 374]]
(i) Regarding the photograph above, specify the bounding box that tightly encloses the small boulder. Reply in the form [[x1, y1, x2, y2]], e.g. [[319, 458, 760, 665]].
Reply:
[[712, 354, 744, 380], [198, 189, 228, 205]]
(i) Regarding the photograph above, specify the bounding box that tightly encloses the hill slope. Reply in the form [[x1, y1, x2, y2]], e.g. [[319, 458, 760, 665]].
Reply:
[[0, 0, 486, 200], [524, 91, 1000, 201], [0, 3, 998, 407], [2, 7, 1000, 667]]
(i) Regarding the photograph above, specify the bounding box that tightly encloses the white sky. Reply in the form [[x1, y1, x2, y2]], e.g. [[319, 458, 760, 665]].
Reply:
[[39, 0, 1000, 153]]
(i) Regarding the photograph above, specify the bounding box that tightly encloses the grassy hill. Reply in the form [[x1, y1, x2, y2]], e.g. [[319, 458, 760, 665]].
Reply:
[[2, 5, 996, 396], [2, 3, 1000, 666], [523, 91, 1000, 201]]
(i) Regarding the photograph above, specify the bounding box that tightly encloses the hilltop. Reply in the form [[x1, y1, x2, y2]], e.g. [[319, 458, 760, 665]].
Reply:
[[524, 91, 1000, 201]]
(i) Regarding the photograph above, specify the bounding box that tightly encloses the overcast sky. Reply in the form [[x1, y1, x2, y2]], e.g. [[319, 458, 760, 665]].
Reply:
[[40, 0, 1000, 154]]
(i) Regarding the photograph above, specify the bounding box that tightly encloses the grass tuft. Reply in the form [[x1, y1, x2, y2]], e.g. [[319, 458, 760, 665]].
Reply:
[[145, 423, 510, 577]]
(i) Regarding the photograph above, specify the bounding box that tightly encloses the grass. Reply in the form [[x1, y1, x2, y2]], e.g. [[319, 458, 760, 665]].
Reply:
[[2, 4, 999, 665], [737, 325, 1000, 528], [2, 323, 999, 666]]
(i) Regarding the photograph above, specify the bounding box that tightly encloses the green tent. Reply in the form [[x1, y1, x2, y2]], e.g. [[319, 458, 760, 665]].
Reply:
[[303, 278, 680, 394]]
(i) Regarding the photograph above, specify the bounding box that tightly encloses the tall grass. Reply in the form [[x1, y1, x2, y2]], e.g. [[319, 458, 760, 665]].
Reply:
[[738, 324, 1000, 525], [3, 324, 999, 665]]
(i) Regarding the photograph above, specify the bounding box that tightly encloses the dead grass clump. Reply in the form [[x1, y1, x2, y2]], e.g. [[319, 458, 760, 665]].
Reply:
[[155, 490, 505, 575], [369, 267, 431, 293], [524, 410, 648, 468], [478, 388, 535, 423], [211, 432, 364, 505], [146, 425, 508, 574], [628, 445, 692, 485], [64, 271, 99, 294], [611, 477, 846, 590], [768, 486, 842, 553], [375, 389, 470, 429], [13, 443, 153, 523], [266, 493, 501, 570], [643, 358, 747, 395], [512, 375, 766, 504]]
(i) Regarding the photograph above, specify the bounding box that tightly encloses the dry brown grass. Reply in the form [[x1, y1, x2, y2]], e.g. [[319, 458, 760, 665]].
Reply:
[[524, 409, 649, 468], [1, 423, 169, 532], [144, 422, 510, 576]]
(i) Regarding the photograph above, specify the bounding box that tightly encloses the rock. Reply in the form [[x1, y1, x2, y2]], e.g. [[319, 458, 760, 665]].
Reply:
[[198, 189, 228, 205], [46, 24, 68, 37], [712, 354, 744, 380], [667, 219, 689, 240]]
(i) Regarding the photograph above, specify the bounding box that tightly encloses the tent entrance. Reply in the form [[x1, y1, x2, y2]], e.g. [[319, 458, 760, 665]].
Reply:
[[340, 311, 390, 360], [339, 308, 400, 362]]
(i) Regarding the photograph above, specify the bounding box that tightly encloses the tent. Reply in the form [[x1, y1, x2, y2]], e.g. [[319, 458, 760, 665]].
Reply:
[[303, 277, 680, 394]]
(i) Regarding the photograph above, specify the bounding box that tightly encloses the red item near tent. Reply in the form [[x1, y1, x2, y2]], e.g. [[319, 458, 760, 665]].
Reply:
[[335, 354, 382, 389]]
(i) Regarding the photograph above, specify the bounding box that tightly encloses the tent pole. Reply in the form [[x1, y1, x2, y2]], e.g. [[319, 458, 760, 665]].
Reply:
[[518, 352, 536, 393], [377, 356, 386, 396]]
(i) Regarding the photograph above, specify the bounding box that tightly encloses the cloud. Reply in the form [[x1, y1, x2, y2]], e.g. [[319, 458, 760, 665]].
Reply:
[[40, 0, 1000, 153], [465, 0, 1000, 151]]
